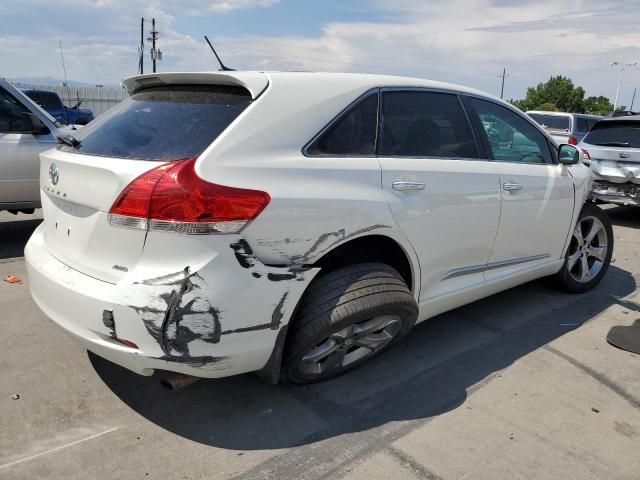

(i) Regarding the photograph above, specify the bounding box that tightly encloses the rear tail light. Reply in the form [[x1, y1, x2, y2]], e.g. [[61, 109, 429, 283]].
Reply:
[[581, 149, 591, 161], [568, 136, 578, 145], [108, 158, 270, 235]]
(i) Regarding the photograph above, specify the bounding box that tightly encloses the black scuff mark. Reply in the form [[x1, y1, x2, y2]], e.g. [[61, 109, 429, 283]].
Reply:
[[230, 239, 256, 268], [220, 322, 273, 335], [291, 224, 392, 264], [271, 292, 288, 330], [267, 272, 297, 282], [134, 266, 223, 365], [293, 229, 346, 263], [136, 268, 192, 286]]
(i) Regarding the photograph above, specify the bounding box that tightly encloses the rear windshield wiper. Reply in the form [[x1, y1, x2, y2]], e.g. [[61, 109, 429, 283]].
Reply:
[[57, 134, 81, 148], [593, 141, 631, 147]]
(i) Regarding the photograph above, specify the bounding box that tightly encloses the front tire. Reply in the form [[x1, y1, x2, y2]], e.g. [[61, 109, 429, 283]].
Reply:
[[554, 203, 613, 293], [282, 263, 418, 384]]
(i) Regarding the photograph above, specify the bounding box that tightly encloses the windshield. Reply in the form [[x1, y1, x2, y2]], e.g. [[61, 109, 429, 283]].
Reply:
[[14, 88, 64, 128], [61, 84, 252, 160], [583, 121, 640, 148], [528, 114, 570, 131]]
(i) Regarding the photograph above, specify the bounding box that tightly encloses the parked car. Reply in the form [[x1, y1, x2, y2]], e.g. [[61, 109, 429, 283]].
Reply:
[[26, 72, 613, 385], [23, 89, 93, 125], [527, 111, 602, 145], [578, 116, 640, 206], [0, 78, 78, 213]]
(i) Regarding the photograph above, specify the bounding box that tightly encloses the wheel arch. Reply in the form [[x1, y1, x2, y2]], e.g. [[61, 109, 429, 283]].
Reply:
[[309, 233, 418, 294], [258, 233, 419, 384]]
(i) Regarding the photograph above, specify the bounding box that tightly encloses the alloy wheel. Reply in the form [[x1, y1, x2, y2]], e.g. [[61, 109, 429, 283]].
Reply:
[[298, 315, 403, 378], [566, 215, 609, 283]]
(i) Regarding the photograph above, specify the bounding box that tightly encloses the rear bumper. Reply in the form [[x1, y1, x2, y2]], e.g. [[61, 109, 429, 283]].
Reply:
[[590, 181, 640, 207], [25, 224, 319, 378]]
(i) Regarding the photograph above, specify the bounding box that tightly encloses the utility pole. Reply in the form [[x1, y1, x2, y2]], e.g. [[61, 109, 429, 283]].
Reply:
[[138, 17, 144, 75], [497, 68, 510, 99], [611, 61, 638, 112], [147, 18, 161, 73], [631, 88, 637, 112], [59, 40, 68, 87]]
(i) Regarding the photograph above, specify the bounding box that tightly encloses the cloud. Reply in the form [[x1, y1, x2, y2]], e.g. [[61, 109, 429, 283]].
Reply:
[[1, 0, 639, 103]]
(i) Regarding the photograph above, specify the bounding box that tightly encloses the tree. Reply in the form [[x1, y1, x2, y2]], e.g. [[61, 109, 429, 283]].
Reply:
[[535, 102, 559, 111], [511, 76, 588, 113], [583, 96, 614, 116]]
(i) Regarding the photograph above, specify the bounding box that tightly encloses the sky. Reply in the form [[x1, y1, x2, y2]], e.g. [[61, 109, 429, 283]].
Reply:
[[1, 0, 639, 104]]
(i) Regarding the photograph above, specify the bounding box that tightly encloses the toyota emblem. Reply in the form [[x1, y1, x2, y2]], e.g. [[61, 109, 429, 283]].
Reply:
[[619, 152, 630, 159], [49, 163, 59, 186]]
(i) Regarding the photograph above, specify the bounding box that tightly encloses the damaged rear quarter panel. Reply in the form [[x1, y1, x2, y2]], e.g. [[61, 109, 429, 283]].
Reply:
[[119, 231, 320, 375]]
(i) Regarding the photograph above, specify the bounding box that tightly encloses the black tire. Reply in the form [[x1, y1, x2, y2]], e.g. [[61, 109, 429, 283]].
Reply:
[[282, 263, 418, 384], [554, 203, 613, 293]]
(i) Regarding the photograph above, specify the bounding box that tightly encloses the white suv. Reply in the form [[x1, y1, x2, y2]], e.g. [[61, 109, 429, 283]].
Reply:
[[26, 72, 613, 384]]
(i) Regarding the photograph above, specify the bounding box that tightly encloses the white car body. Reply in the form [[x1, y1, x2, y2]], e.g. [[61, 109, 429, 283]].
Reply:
[[0, 77, 78, 212], [26, 71, 593, 381]]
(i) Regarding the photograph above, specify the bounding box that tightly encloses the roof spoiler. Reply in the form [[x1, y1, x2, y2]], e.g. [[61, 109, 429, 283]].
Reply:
[[122, 72, 269, 100]]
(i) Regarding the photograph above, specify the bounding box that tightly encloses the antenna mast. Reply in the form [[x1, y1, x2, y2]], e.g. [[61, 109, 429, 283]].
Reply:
[[59, 40, 68, 87], [138, 17, 144, 75], [204, 36, 234, 71]]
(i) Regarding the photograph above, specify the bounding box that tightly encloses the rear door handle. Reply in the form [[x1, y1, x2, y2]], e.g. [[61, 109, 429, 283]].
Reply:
[[392, 181, 426, 191], [503, 182, 523, 192]]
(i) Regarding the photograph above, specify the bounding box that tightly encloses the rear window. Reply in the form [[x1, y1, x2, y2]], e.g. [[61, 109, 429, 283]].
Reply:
[[61, 85, 252, 160], [528, 114, 570, 131], [583, 121, 640, 148], [576, 117, 598, 133], [305, 92, 378, 156]]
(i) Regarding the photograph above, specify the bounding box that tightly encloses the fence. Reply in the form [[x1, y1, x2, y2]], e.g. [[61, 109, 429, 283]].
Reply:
[[11, 82, 128, 117]]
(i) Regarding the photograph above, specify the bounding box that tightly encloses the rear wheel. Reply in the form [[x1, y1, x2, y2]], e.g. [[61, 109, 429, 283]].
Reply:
[[282, 263, 418, 384], [554, 204, 613, 293]]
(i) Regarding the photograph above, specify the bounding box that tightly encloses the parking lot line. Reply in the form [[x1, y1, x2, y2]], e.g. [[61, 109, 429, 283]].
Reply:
[[0, 427, 120, 471]]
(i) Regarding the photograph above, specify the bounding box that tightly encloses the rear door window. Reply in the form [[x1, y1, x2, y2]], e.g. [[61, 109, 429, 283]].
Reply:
[[62, 85, 252, 160], [379, 91, 479, 159], [583, 121, 640, 148], [306, 92, 378, 156]]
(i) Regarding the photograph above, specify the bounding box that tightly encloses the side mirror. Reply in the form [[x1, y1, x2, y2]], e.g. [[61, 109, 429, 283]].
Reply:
[[558, 144, 580, 165]]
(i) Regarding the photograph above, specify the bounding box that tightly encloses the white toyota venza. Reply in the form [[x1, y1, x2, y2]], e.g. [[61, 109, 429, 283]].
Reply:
[[26, 72, 613, 384]]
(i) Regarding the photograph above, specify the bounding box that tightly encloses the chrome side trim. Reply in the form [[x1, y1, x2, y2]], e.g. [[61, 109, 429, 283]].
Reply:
[[440, 263, 486, 281], [441, 253, 551, 281]]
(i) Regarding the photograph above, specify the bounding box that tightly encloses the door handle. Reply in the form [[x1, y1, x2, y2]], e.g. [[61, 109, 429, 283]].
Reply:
[[503, 182, 523, 192], [392, 181, 425, 191]]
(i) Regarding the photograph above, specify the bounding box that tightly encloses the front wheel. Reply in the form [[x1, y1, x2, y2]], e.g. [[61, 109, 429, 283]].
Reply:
[[281, 263, 418, 384], [554, 203, 614, 293]]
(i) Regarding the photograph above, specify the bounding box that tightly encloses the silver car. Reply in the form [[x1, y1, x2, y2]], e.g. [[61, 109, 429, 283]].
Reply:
[[0, 78, 72, 213], [578, 116, 640, 206], [527, 111, 602, 145]]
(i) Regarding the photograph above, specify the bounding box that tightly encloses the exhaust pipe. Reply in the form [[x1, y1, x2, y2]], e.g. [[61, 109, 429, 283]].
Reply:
[[161, 374, 201, 391]]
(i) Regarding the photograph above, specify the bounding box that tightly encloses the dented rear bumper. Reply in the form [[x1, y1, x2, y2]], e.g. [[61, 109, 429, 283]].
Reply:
[[25, 224, 320, 378]]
